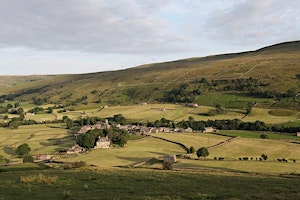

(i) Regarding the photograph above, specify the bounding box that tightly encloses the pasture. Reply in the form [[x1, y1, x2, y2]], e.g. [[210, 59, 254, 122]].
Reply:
[[58, 137, 183, 166], [218, 130, 300, 140], [0, 124, 74, 159]]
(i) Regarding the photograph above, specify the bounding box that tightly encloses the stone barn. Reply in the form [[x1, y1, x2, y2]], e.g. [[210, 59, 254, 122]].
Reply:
[[164, 154, 176, 164]]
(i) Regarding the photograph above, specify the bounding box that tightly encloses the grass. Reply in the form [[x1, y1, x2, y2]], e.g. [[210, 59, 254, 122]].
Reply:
[[0, 166, 299, 199], [20, 173, 58, 184]]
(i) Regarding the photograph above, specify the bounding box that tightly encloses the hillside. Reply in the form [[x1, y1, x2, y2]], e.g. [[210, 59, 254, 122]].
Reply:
[[0, 41, 300, 108]]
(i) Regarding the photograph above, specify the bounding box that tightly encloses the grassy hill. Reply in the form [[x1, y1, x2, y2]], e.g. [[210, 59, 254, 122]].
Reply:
[[0, 41, 299, 109]]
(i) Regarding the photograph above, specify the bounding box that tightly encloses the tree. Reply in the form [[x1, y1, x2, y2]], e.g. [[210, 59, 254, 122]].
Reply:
[[14, 102, 20, 108], [189, 146, 195, 154], [246, 103, 253, 115], [197, 147, 209, 159], [6, 104, 13, 109], [16, 143, 31, 157], [261, 154, 268, 161], [66, 119, 74, 129], [47, 107, 53, 113]]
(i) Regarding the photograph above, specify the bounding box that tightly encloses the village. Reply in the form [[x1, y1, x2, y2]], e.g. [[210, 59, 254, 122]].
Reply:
[[64, 119, 217, 155]]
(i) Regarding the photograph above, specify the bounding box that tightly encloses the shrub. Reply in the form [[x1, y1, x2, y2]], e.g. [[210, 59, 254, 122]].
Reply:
[[23, 154, 34, 163], [163, 162, 172, 170], [0, 155, 4, 163], [189, 146, 195, 154], [260, 134, 268, 139], [72, 161, 86, 168]]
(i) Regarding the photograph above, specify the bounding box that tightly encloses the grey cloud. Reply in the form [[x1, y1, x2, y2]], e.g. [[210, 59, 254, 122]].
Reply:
[[0, 0, 184, 54], [202, 0, 300, 45]]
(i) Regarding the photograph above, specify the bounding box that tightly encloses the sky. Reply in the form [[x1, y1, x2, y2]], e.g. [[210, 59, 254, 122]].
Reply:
[[0, 0, 299, 75]]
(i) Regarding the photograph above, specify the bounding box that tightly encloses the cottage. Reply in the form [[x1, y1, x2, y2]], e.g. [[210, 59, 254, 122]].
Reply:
[[94, 136, 110, 149], [184, 103, 199, 108], [35, 154, 51, 161], [203, 127, 216, 133], [67, 145, 85, 154], [164, 154, 176, 164], [185, 127, 193, 132]]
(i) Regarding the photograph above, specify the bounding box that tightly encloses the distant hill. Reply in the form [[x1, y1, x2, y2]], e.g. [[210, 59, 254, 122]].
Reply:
[[0, 41, 300, 108]]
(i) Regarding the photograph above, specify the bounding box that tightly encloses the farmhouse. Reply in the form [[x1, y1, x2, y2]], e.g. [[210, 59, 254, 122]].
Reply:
[[94, 136, 111, 149], [164, 154, 176, 164]]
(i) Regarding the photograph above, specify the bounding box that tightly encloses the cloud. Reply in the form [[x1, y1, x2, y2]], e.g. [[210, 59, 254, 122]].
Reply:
[[202, 0, 300, 46], [0, 0, 184, 54]]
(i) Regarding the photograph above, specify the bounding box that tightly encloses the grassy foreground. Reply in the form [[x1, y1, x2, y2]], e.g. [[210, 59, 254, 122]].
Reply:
[[0, 165, 299, 200]]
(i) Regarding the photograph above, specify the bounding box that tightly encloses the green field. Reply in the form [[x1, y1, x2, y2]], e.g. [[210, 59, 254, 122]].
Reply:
[[51, 103, 299, 124], [0, 124, 74, 159], [218, 130, 300, 140]]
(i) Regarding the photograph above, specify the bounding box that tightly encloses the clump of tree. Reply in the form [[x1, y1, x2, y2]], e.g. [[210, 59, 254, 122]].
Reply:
[[27, 107, 44, 114], [77, 128, 129, 148], [260, 134, 268, 139], [106, 128, 129, 147], [32, 97, 48, 105], [77, 130, 101, 149], [196, 147, 209, 159], [16, 143, 31, 157], [163, 83, 200, 103], [207, 104, 226, 116]]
